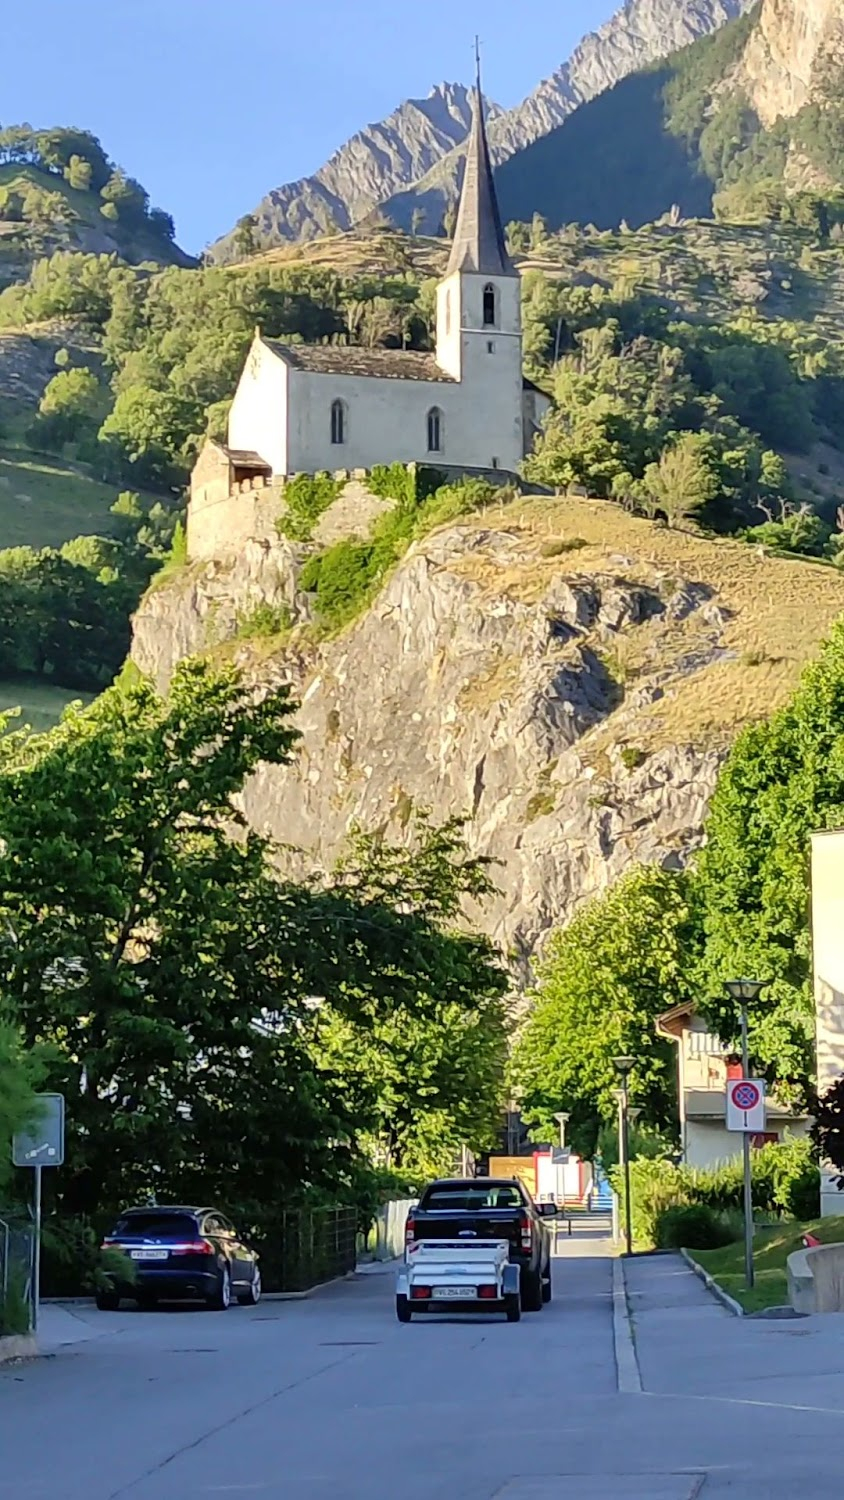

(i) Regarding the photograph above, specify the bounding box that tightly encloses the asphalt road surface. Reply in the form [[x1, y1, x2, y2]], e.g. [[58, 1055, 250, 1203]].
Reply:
[[4, 1242, 844, 1499]]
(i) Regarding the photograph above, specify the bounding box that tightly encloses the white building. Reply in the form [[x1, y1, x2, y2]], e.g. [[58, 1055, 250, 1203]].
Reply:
[[223, 80, 548, 479], [656, 1001, 809, 1170]]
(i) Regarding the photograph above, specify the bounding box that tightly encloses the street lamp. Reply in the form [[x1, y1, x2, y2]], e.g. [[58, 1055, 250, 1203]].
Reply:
[[553, 1112, 570, 1150], [724, 979, 768, 1290], [613, 1056, 635, 1256]]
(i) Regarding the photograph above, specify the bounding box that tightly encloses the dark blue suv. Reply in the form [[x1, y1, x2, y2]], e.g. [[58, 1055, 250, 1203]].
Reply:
[[99, 1205, 261, 1311]]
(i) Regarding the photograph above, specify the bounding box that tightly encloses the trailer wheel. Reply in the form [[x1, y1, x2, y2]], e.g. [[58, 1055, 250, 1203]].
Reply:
[[396, 1294, 412, 1323], [505, 1293, 521, 1323]]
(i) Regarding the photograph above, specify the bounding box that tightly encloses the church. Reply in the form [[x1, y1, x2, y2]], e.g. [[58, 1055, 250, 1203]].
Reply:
[[216, 81, 549, 482]]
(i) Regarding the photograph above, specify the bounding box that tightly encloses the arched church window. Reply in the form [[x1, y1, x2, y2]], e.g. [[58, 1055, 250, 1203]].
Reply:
[[427, 406, 443, 453], [330, 398, 346, 445], [483, 283, 497, 327]]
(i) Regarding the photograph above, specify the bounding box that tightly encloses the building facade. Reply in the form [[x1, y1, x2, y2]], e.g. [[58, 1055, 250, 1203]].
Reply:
[[656, 1002, 810, 1169], [195, 77, 548, 508]]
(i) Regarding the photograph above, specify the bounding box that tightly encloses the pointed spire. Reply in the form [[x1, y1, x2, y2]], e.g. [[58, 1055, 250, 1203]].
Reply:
[[447, 44, 516, 278]]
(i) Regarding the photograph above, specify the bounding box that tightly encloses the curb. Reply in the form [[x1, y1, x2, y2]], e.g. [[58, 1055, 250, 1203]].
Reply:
[[680, 1248, 745, 1317], [612, 1257, 642, 1394], [0, 1333, 37, 1364]]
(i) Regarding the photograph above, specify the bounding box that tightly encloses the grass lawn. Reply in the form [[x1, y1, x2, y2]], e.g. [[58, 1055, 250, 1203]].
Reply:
[[695, 1217, 844, 1313], [0, 678, 95, 734], [0, 448, 123, 549]]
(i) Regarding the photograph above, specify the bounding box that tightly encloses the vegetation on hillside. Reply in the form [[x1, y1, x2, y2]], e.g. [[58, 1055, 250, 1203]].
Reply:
[[495, 4, 844, 236]]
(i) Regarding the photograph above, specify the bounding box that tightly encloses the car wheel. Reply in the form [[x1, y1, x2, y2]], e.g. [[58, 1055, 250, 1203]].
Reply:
[[542, 1268, 552, 1304], [95, 1291, 119, 1311], [522, 1268, 543, 1312], [505, 1294, 521, 1323], [237, 1268, 262, 1306], [396, 1294, 412, 1323], [207, 1265, 231, 1311]]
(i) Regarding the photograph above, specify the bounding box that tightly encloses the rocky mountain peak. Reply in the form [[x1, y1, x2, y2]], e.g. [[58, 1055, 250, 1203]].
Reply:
[[738, 0, 844, 126]]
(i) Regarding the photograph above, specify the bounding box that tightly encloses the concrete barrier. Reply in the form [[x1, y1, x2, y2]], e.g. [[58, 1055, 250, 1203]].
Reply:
[[0, 1334, 36, 1364], [787, 1241, 844, 1313], [366, 1199, 415, 1262]]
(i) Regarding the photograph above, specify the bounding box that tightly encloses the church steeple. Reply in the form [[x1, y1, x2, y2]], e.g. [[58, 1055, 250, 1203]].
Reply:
[[447, 47, 516, 278]]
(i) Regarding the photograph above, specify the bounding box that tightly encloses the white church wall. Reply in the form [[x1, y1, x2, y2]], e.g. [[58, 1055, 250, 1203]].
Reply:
[[228, 338, 288, 474], [285, 367, 503, 475]]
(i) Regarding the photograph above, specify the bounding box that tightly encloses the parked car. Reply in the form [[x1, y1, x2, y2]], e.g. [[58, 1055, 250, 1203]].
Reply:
[[404, 1177, 556, 1311], [98, 1205, 261, 1311]]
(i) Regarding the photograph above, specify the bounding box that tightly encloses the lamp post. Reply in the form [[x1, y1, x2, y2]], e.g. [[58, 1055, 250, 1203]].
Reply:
[[724, 978, 767, 1290], [613, 1056, 635, 1255]]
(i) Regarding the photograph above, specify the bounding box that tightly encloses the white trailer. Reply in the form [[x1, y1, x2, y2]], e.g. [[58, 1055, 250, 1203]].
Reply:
[[396, 1239, 521, 1322]]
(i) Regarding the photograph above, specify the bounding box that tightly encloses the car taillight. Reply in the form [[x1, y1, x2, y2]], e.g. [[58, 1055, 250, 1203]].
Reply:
[[100, 1239, 115, 1250], [410, 1285, 431, 1300], [405, 1217, 416, 1245], [478, 1284, 497, 1299], [168, 1240, 215, 1254], [520, 1214, 532, 1251]]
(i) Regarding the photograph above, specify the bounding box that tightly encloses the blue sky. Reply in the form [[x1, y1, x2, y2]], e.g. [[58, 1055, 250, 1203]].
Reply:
[[3, 0, 620, 252]]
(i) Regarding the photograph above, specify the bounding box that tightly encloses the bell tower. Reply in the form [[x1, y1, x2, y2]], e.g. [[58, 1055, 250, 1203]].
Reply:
[[435, 49, 523, 470]]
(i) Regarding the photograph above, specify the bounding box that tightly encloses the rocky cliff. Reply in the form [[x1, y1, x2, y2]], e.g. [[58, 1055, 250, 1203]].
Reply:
[[132, 495, 844, 966], [738, 0, 844, 125]]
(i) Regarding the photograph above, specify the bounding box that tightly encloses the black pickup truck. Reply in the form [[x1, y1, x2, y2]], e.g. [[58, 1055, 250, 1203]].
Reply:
[[404, 1177, 556, 1311]]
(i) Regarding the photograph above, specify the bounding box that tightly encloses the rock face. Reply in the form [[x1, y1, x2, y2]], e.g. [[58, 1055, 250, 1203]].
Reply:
[[209, 84, 502, 261], [211, 0, 749, 256], [133, 506, 779, 969], [738, 0, 844, 126]]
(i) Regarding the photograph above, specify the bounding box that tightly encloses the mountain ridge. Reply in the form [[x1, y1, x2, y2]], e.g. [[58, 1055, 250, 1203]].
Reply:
[[210, 0, 752, 258]]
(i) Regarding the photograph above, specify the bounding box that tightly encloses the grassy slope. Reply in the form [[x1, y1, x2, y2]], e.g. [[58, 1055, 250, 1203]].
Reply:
[[0, 449, 128, 548], [454, 492, 844, 754], [696, 1217, 844, 1313]]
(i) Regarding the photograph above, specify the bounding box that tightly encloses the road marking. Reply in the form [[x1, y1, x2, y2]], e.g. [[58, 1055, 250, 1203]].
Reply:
[[612, 1258, 642, 1395]]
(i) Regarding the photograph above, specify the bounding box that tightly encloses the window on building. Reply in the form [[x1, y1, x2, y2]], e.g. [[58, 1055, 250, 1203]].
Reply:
[[491, 456, 499, 469], [483, 283, 497, 327], [330, 399, 346, 445], [487, 340, 495, 354], [427, 406, 443, 453]]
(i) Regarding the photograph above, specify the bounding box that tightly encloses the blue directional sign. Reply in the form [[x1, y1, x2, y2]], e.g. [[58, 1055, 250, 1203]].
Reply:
[[12, 1093, 65, 1168]]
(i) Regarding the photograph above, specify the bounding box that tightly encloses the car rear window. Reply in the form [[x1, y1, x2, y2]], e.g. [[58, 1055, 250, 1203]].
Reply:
[[421, 1186, 526, 1211], [112, 1213, 198, 1238]]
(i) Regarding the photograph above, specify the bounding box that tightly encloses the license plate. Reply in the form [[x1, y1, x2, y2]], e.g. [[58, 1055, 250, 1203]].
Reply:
[[130, 1249, 168, 1261], [432, 1285, 474, 1299]]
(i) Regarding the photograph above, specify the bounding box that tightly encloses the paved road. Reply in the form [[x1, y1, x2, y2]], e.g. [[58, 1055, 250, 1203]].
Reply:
[[4, 1238, 844, 1498]]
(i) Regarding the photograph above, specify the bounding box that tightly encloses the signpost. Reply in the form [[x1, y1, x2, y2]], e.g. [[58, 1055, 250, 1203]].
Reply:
[[726, 1075, 766, 1291], [12, 1094, 65, 1334]]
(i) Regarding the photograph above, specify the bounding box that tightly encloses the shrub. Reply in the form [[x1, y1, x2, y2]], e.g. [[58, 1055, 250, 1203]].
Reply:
[[235, 601, 291, 639], [656, 1203, 740, 1250], [277, 473, 341, 542], [40, 1215, 136, 1297], [619, 745, 646, 770]]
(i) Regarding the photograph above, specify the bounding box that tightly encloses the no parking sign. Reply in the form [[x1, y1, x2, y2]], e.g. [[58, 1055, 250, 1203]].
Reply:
[[726, 1077, 766, 1132]]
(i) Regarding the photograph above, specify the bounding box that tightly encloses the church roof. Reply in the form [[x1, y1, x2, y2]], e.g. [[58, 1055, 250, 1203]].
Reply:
[[447, 78, 516, 279], [261, 339, 456, 383]]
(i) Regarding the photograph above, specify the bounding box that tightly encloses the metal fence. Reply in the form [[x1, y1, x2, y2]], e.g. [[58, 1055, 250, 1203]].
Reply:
[[258, 1207, 358, 1294], [0, 1217, 34, 1336]]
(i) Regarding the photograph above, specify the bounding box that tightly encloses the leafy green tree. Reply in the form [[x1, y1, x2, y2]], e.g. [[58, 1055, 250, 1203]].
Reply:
[[315, 818, 508, 1174], [66, 155, 92, 192], [99, 386, 199, 484], [233, 214, 257, 257], [34, 366, 104, 448], [644, 431, 720, 525], [693, 620, 844, 1095], [0, 1021, 41, 1194], [511, 866, 694, 1154]]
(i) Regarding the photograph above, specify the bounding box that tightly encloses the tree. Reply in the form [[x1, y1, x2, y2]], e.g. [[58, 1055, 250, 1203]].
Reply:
[[314, 818, 508, 1175], [0, 1021, 40, 1195], [643, 431, 720, 525], [233, 214, 257, 257], [98, 385, 199, 483], [66, 155, 92, 192], [34, 366, 104, 448], [511, 866, 694, 1154], [693, 619, 844, 1095]]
